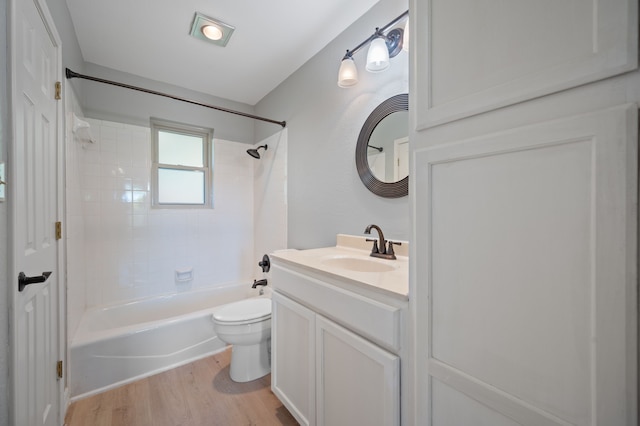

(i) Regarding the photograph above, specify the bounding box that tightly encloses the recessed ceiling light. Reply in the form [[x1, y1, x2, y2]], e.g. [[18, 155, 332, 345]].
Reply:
[[190, 12, 234, 47], [202, 25, 223, 41]]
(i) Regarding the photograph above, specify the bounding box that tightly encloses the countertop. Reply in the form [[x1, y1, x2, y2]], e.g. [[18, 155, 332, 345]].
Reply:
[[270, 234, 409, 300]]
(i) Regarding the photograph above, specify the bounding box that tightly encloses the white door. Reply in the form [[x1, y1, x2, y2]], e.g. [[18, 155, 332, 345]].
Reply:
[[414, 105, 637, 425], [11, 0, 63, 424], [393, 137, 408, 181]]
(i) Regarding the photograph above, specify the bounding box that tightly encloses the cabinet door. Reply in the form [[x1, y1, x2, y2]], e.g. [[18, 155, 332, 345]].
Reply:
[[272, 292, 316, 426], [316, 316, 400, 426], [414, 105, 637, 425], [412, 0, 638, 129]]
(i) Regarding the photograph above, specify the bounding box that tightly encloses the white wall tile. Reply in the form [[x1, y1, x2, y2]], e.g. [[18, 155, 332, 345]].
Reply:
[[71, 122, 257, 307], [253, 130, 288, 277], [65, 87, 89, 342], [67, 118, 287, 343]]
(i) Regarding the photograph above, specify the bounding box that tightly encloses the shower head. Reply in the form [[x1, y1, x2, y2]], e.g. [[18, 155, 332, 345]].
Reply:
[[247, 144, 268, 159]]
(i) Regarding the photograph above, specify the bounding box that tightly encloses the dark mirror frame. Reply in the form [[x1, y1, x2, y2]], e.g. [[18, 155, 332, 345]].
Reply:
[[355, 93, 408, 198]]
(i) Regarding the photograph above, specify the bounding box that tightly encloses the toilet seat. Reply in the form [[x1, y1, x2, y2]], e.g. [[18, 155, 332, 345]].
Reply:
[[212, 298, 271, 325]]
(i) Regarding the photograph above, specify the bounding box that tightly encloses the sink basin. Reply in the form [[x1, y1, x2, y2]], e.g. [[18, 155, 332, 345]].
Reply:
[[271, 235, 408, 298], [321, 256, 396, 273]]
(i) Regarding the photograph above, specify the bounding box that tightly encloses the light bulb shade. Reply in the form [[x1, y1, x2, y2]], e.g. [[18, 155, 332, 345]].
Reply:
[[337, 57, 359, 87], [402, 20, 409, 52], [366, 36, 390, 72]]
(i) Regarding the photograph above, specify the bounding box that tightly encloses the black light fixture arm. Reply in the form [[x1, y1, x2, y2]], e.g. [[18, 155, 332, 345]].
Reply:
[[65, 68, 287, 128], [342, 10, 409, 59]]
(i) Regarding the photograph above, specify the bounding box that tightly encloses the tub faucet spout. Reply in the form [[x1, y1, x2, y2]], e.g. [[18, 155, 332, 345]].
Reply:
[[252, 279, 268, 289]]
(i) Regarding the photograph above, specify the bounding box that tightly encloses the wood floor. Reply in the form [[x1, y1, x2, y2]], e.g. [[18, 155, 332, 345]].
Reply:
[[64, 348, 298, 426]]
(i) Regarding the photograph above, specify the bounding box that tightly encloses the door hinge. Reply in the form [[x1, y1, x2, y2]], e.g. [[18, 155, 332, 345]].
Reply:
[[54, 81, 61, 100], [56, 360, 63, 379], [55, 221, 62, 240]]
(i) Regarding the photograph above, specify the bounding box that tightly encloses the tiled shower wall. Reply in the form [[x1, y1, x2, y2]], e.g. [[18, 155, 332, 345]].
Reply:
[[253, 130, 288, 276], [65, 87, 88, 339], [75, 118, 255, 309]]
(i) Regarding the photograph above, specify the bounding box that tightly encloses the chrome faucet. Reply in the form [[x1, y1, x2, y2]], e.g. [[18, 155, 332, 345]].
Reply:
[[364, 224, 401, 260]]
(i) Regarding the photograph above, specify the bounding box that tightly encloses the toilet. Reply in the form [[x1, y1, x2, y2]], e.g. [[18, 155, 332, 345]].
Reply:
[[212, 297, 272, 382]]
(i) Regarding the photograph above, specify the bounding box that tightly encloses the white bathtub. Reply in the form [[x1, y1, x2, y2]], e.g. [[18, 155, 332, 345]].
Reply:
[[70, 283, 270, 400]]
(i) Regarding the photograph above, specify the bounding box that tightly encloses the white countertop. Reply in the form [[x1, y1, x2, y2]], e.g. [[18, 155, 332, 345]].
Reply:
[[270, 234, 409, 300]]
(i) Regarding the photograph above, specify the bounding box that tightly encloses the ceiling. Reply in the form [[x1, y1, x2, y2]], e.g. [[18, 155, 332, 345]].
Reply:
[[65, 0, 381, 106]]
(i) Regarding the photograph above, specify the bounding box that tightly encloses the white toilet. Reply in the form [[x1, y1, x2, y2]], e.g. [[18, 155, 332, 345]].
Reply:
[[212, 297, 272, 382]]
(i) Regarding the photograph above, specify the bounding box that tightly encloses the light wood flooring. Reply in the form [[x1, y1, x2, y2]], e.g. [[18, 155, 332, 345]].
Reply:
[[64, 348, 298, 426]]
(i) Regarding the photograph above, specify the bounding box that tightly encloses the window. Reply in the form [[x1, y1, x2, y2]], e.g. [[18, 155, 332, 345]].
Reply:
[[151, 119, 213, 207]]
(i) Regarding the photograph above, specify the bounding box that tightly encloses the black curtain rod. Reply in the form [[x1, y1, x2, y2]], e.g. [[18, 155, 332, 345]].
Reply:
[[65, 68, 287, 128]]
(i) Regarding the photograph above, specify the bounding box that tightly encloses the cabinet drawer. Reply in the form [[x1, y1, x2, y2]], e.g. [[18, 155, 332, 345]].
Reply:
[[272, 264, 401, 352]]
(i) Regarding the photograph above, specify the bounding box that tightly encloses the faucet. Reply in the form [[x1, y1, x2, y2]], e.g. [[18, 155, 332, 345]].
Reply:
[[252, 278, 268, 289], [364, 224, 401, 260]]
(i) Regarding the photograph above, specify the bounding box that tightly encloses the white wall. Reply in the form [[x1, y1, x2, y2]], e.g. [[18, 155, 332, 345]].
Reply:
[[69, 118, 255, 317], [65, 87, 89, 340], [253, 129, 288, 277], [80, 63, 257, 145], [0, 0, 9, 422], [255, 0, 409, 250], [44, 0, 84, 97]]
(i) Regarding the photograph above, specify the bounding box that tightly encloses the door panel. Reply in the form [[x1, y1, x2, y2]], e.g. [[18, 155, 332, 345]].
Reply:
[[414, 0, 638, 129], [12, 0, 61, 424], [431, 139, 592, 422], [414, 105, 637, 425]]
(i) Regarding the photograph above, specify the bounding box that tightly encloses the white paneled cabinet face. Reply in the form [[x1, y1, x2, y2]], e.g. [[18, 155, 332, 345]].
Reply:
[[271, 292, 316, 426], [316, 316, 400, 426], [413, 0, 638, 129], [270, 279, 403, 426], [414, 105, 637, 425]]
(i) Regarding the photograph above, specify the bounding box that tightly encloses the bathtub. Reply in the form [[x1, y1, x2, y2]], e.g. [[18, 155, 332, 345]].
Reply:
[[70, 283, 270, 400]]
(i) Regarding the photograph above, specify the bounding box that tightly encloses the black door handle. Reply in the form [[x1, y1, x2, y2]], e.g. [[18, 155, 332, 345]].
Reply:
[[18, 271, 52, 292]]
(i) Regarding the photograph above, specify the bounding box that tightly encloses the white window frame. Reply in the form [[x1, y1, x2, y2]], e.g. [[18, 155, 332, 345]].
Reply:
[[151, 118, 214, 208]]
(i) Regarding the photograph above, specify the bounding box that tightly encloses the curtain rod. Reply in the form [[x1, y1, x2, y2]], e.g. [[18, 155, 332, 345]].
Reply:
[[65, 68, 287, 128]]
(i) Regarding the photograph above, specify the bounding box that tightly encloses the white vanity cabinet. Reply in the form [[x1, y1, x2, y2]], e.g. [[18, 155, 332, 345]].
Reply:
[[271, 291, 315, 426], [315, 315, 399, 426], [270, 259, 406, 426]]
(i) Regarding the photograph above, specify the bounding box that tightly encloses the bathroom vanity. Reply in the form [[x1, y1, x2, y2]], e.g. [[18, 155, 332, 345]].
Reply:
[[270, 234, 409, 426]]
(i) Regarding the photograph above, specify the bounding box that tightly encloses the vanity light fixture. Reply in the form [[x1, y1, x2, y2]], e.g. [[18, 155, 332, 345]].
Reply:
[[366, 32, 391, 72], [337, 10, 408, 88], [337, 54, 359, 88], [190, 12, 235, 47]]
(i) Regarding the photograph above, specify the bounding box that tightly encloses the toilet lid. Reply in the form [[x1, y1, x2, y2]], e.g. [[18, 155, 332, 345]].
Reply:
[[212, 298, 272, 323]]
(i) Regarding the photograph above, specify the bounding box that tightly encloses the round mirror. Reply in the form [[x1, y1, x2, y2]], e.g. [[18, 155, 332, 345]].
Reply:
[[355, 93, 408, 198]]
